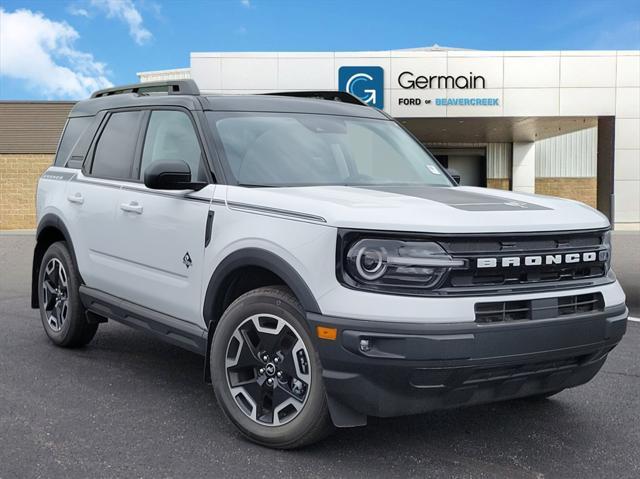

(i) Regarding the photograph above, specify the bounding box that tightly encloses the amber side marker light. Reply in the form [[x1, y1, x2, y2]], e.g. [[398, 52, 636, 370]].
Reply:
[[316, 326, 337, 340]]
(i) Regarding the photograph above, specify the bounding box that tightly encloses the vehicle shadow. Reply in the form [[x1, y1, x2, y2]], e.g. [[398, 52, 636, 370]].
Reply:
[[80, 320, 601, 478]]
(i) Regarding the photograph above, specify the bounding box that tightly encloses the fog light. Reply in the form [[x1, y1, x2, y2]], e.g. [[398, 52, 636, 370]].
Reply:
[[359, 338, 371, 352]]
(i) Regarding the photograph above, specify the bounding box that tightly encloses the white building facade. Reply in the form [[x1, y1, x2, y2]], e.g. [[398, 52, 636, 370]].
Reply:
[[139, 48, 640, 229]]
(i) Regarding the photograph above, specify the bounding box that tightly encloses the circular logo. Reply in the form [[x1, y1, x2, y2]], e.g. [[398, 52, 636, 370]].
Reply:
[[265, 362, 276, 377]]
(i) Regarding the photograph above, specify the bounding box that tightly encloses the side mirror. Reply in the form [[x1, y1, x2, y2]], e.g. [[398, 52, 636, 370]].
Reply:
[[447, 168, 461, 185], [144, 160, 206, 191]]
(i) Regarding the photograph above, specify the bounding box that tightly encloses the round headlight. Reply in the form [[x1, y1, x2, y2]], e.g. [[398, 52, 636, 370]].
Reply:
[[355, 246, 387, 280], [344, 238, 466, 293]]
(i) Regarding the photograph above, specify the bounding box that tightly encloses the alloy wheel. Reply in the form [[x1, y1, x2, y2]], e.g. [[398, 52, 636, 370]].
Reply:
[[225, 314, 311, 426], [42, 258, 69, 332]]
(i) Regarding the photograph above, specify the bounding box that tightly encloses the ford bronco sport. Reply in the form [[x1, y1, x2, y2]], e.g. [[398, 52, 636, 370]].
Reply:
[[32, 80, 628, 448]]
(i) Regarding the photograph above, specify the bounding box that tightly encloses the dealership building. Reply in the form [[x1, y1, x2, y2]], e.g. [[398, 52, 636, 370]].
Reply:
[[138, 46, 640, 230], [0, 46, 638, 230]]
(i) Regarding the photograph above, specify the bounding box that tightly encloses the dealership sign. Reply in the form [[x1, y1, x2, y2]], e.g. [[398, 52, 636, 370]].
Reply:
[[339, 66, 499, 108], [338, 66, 384, 109], [398, 70, 498, 107], [398, 71, 486, 89]]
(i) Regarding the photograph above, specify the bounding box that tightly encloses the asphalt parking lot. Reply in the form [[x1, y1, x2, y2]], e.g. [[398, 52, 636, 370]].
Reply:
[[0, 232, 638, 479]]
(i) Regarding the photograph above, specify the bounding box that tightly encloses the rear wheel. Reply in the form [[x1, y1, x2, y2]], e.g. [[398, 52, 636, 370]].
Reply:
[[211, 286, 332, 449], [38, 241, 98, 348]]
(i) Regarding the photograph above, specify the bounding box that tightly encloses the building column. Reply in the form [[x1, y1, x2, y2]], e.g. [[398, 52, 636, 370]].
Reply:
[[512, 142, 536, 194], [596, 117, 615, 222]]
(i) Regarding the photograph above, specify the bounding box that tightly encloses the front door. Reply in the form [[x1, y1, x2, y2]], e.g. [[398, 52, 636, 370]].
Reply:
[[108, 109, 214, 325]]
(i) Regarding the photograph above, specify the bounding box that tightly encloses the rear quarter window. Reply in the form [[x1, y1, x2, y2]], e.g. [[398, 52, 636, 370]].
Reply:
[[54, 116, 93, 167]]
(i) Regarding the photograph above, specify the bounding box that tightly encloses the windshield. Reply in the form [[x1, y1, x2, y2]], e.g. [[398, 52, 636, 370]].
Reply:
[[207, 112, 453, 187]]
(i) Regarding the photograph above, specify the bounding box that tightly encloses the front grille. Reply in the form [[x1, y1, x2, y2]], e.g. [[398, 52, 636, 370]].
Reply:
[[409, 352, 602, 389], [440, 229, 609, 290], [475, 292, 605, 323], [463, 356, 583, 385], [449, 262, 606, 287]]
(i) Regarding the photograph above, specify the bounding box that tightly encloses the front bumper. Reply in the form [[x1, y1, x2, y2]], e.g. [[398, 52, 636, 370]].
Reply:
[[307, 303, 628, 426]]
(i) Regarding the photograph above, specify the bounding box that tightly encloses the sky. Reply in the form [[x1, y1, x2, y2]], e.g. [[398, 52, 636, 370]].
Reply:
[[1, 0, 639, 100]]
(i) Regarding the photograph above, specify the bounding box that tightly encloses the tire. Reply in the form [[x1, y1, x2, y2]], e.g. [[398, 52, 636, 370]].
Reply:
[[38, 241, 98, 348], [211, 286, 333, 449]]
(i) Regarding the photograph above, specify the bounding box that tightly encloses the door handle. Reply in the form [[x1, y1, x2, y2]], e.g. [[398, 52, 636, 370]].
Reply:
[[120, 201, 143, 214], [67, 193, 84, 204]]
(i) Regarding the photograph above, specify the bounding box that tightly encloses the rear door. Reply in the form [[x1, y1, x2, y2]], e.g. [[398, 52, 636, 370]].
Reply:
[[65, 110, 144, 295], [108, 109, 214, 325]]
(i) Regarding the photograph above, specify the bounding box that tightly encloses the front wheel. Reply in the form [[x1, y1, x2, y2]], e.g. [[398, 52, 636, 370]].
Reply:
[[210, 286, 333, 449]]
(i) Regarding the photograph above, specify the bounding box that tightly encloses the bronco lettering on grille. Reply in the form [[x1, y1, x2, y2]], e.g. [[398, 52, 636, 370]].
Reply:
[[477, 251, 601, 268]]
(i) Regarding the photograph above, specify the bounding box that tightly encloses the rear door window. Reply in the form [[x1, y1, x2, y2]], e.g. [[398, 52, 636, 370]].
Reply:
[[91, 111, 143, 180], [54, 117, 92, 167]]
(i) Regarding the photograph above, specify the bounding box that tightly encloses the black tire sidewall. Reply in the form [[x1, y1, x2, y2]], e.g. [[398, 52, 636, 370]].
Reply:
[[211, 288, 328, 447], [38, 241, 85, 346]]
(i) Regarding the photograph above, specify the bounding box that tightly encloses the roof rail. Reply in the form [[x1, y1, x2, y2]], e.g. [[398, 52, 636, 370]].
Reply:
[[263, 91, 368, 106], [90, 79, 200, 99]]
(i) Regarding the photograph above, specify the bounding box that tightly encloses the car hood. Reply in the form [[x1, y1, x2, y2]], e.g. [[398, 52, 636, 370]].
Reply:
[[225, 185, 610, 233]]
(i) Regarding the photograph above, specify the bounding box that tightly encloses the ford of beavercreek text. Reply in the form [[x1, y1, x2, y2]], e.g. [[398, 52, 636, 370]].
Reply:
[[32, 80, 628, 448]]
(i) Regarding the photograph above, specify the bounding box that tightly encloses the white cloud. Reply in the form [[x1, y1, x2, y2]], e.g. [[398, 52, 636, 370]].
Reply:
[[0, 8, 112, 99], [240, 0, 252, 8], [90, 0, 151, 45], [68, 5, 90, 17]]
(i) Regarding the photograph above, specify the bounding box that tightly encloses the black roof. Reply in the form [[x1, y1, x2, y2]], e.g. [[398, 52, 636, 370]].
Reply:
[[204, 95, 386, 119], [70, 80, 388, 120]]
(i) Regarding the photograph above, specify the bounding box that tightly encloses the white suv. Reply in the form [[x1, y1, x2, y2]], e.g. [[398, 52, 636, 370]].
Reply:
[[33, 80, 628, 448]]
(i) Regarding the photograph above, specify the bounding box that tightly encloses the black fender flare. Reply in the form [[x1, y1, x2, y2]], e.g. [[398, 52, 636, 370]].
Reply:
[[202, 248, 321, 382], [32, 213, 81, 308], [202, 247, 321, 324]]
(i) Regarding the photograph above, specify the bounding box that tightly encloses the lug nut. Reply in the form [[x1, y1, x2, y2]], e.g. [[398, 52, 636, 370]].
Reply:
[[274, 356, 280, 364], [262, 354, 268, 362], [259, 368, 265, 375], [276, 371, 283, 378], [267, 378, 274, 386]]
